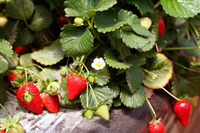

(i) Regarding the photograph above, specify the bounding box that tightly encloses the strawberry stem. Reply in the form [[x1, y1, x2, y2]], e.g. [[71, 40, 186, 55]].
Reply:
[[86, 84, 89, 107], [146, 98, 156, 120], [154, 1, 161, 9], [172, 60, 200, 73], [146, 78, 181, 101], [0, 104, 11, 123], [89, 84, 99, 105], [162, 46, 199, 50]]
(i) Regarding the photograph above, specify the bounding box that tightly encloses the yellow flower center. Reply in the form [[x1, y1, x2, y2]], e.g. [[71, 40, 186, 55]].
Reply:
[[96, 62, 102, 67]]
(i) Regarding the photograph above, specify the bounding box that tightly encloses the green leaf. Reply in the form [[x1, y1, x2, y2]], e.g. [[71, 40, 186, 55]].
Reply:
[[15, 23, 34, 46], [28, 6, 53, 32], [172, 73, 200, 97], [0, 39, 13, 57], [64, 0, 117, 18], [0, 20, 19, 44], [178, 38, 200, 58], [34, 30, 54, 46], [60, 25, 94, 57], [94, 9, 151, 36], [126, 60, 144, 94], [80, 86, 113, 108], [20, 53, 38, 72], [6, 0, 34, 20], [120, 87, 146, 108], [109, 84, 120, 98], [161, 0, 200, 18], [140, 33, 156, 52], [104, 49, 132, 69], [31, 40, 65, 66], [143, 53, 173, 89], [126, 0, 154, 15], [0, 56, 8, 74], [120, 29, 149, 49], [40, 68, 62, 83], [94, 67, 110, 86]]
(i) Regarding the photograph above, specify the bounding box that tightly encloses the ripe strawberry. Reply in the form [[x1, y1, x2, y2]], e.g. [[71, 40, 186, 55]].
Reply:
[[57, 16, 68, 26], [149, 122, 165, 133], [8, 71, 24, 82], [95, 104, 109, 121], [16, 83, 43, 114], [0, 127, 5, 133], [41, 93, 60, 113], [67, 74, 87, 100], [158, 18, 165, 36], [173, 100, 191, 127], [13, 44, 27, 54]]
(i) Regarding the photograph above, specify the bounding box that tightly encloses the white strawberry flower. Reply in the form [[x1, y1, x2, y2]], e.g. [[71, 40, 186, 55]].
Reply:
[[91, 58, 106, 70]]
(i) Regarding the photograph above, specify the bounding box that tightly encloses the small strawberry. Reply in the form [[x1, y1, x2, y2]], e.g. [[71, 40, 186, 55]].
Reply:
[[8, 71, 24, 82], [16, 83, 43, 114], [82, 109, 94, 120], [95, 104, 109, 121], [158, 18, 165, 36], [0, 127, 5, 133], [149, 121, 165, 133], [140, 17, 152, 30], [57, 16, 68, 26], [41, 93, 60, 113], [173, 100, 191, 127], [13, 44, 27, 54], [67, 74, 87, 100], [74, 17, 84, 26], [0, 16, 8, 27]]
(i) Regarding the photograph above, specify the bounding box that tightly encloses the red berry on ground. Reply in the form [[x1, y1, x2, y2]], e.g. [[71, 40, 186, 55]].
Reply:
[[0, 126, 5, 133], [16, 83, 43, 114], [67, 74, 87, 100], [158, 18, 165, 37], [149, 122, 165, 133], [41, 93, 60, 113], [13, 44, 27, 54], [173, 100, 191, 127], [57, 16, 68, 26]]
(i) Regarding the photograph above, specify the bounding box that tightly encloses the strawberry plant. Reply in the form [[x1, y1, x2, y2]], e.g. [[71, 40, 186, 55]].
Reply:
[[0, 0, 200, 131]]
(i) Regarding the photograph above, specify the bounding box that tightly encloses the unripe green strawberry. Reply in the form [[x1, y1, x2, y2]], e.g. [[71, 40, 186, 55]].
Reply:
[[84, 110, 94, 120], [74, 17, 84, 26], [60, 66, 69, 76], [47, 82, 60, 95], [140, 17, 152, 30], [96, 105, 109, 121], [0, 16, 8, 27], [7, 123, 24, 133], [88, 75, 95, 84]]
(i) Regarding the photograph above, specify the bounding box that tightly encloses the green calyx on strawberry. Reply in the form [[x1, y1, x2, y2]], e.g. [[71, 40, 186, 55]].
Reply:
[[0, 104, 24, 133], [41, 93, 60, 113], [82, 109, 94, 120], [60, 66, 70, 76], [8, 71, 25, 88], [16, 83, 43, 114], [173, 100, 191, 127], [74, 17, 84, 26], [47, 81, 60, 95], [149, 119, 165, 133], [140, 17, 152, 30], [95, 104, 109, 121], [67, 74, 87, 100]]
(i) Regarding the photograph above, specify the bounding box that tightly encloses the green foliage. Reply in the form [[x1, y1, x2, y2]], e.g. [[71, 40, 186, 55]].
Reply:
[[20, 54, 38, 72], [80, 86, 113, 108], [109, 84, 120, 98], [161, 0, 200, 18], [6, 0, 34, 20], [39, 68, 62, 83], [60, 25, 94, 57], [28, 6, 53, 32], [0, 56, 8, 74], [64, 0, 117, 18], [94, 67, 110, 86], [0, 39, 13, 57], [31, 40, 65, 66]]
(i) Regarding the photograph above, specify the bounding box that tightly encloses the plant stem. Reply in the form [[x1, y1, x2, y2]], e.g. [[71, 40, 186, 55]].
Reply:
[[89, 84, 99, 105], [190, 22, 199, 37], [154, 1, 161, 9], [186, 29, 191, 40], [162, 46, 200, 50], [172, 60, 200, 73], [86, 84, 89, 107], [0, 104, 11, 123], [146, 98, 156, 120], [189, 26, 200, 47], [146, 78, 180, 101]]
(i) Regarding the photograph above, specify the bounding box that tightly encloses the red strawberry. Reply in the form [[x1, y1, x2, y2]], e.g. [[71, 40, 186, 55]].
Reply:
[[57, 16, 68, 26], [173, 100, 191, 127], [61, 76, 66, 81], [0, 127, 5, 133], [41, 93, 60, 113], [67, 74, 87, 100], [158, 18, 165, 36], [16, 83, 43, 114], [13, 44, 27, 54], [8, 71, 24, 82], [149, 122, 165, 133]]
